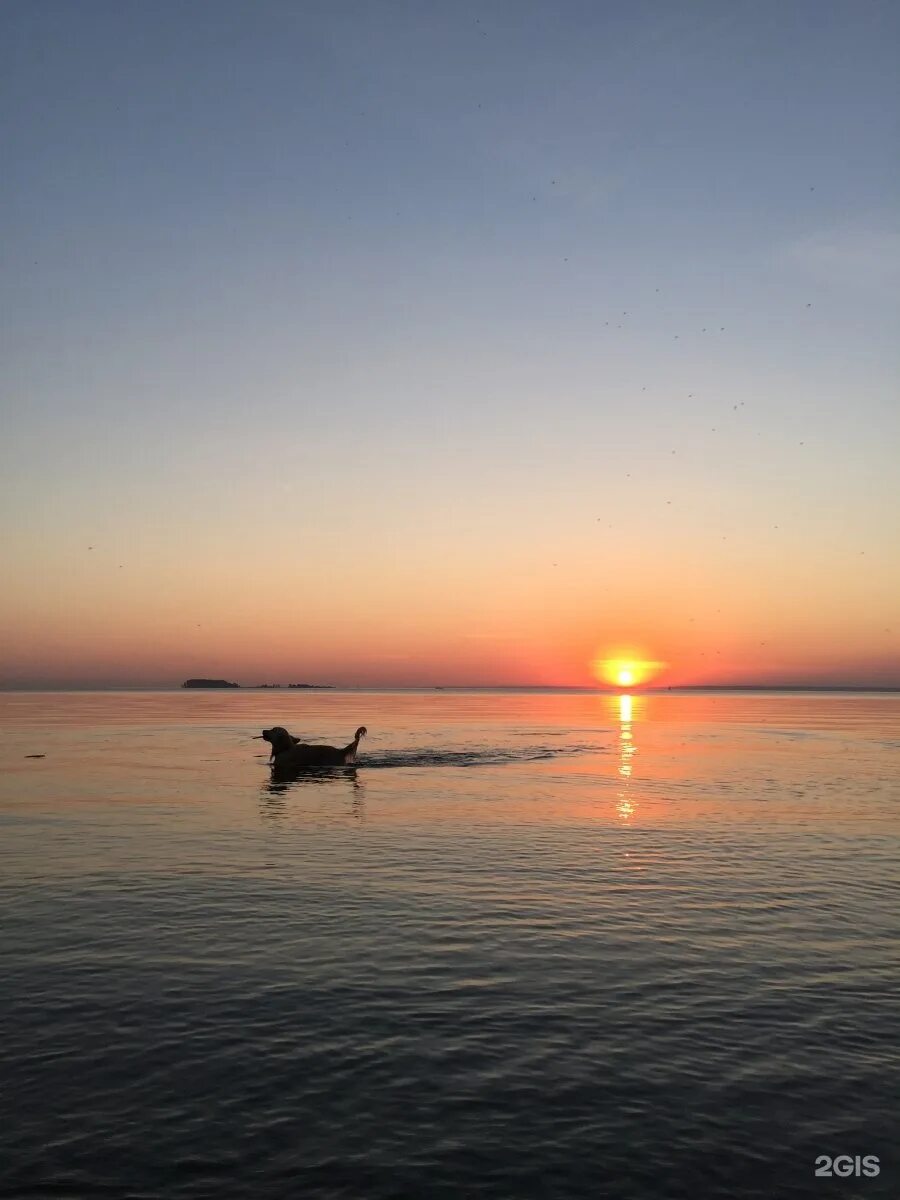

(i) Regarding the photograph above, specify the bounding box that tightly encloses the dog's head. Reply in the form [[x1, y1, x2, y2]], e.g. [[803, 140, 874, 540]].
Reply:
[[257, 727, 296, 756]]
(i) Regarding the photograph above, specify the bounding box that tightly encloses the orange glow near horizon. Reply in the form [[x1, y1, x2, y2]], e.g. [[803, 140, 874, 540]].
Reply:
[[0, 530, 897, 689]]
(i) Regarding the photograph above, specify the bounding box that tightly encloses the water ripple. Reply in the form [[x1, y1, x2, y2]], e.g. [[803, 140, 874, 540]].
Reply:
[[1, 691, 898, 1199]]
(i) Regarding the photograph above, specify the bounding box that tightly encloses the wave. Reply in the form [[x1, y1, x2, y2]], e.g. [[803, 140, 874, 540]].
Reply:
[[354, 744, 599, 770]]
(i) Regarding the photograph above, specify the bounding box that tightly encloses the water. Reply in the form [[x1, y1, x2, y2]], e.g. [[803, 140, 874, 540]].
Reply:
[[1, 689, 898, 1199]]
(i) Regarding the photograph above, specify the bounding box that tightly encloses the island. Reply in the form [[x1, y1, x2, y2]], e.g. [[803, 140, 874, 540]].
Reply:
[[182, 678, 241, 689], [255, 683, 334, 689]]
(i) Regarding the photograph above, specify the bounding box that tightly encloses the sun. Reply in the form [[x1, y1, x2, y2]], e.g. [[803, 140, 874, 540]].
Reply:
[[592, 652, 665, 689]]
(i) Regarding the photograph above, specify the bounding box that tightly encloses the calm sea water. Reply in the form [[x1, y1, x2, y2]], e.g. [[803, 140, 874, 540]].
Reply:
[[1, 689, 898, 1200]]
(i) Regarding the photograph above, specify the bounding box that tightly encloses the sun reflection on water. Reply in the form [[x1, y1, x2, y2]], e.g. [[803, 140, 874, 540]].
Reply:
[[616, 693, 637, 820]]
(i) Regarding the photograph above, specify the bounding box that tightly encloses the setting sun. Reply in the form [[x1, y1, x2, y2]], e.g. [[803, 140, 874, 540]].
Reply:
[[593, 654, 666, 689]]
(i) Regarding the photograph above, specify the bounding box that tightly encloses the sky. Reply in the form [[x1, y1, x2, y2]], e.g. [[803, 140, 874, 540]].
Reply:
[[1, 0, 898, 688]]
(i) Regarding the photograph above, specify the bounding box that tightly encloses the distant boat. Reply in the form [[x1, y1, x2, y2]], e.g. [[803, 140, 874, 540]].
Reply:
[[182, 678, 240, 689]]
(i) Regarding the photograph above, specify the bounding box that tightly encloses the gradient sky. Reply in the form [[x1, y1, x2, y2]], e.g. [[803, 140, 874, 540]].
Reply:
[[2, 0, 898, 688]]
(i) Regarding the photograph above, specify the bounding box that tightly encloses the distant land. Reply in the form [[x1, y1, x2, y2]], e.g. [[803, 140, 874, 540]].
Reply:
[[254, 683, 334, 689], [182, 678, 240, 689], [181, 679, 334, 690]]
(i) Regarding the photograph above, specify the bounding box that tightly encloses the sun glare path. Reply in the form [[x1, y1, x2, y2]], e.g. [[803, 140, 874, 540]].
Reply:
[[616, 693, 636, 820]]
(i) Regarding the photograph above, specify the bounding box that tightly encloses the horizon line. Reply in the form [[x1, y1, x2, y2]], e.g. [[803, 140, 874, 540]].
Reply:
[[1, 682, 898, 694]]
